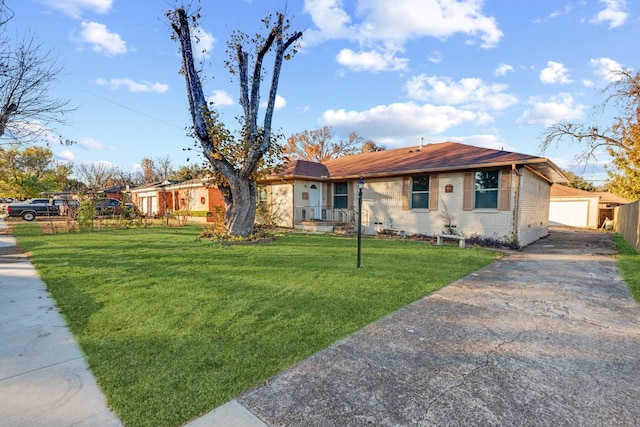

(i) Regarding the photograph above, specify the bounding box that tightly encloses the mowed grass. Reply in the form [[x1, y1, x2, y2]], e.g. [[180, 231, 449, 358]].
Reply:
[[612, 233, 640, 302], [12, 223, 498, 427]]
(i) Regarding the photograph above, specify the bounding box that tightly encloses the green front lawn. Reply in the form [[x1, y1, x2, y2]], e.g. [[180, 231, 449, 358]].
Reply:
[[612, 233, 640, 302], [12, 224, 498, 427]]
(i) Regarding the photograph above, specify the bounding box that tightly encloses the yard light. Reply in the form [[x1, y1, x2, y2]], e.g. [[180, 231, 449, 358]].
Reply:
[[357, 177, 364, 268]]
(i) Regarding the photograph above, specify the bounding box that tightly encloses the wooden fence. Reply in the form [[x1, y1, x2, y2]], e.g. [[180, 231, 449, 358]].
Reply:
[[614, 200, 640, 252]]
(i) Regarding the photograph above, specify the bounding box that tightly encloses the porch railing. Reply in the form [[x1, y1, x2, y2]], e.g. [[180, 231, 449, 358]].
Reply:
[[294, 205, 371, 226]]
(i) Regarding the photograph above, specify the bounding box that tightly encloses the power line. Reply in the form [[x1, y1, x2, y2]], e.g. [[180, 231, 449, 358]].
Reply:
[[57, 79, 188, 131]]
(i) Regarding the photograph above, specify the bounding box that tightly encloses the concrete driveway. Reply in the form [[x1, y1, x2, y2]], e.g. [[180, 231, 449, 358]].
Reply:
[[202, 228, 640, 426]]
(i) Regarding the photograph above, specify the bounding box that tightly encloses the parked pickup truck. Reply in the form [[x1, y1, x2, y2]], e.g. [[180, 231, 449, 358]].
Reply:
[[6, 199, 69, 221]]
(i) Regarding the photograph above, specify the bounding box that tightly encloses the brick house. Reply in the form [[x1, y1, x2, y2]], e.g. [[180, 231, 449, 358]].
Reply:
[[130, 179, 224, 217], [259, 142, 568, 247]]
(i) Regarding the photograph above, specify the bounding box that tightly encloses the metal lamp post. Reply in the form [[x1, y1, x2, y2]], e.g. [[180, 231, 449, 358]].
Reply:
[[357, 177, 364, 268]]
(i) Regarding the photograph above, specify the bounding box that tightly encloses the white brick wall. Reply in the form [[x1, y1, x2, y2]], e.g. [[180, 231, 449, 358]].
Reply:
[[360, 169, 550, 246], [268, 167, 552, 246], [516, 168, 551, 245]]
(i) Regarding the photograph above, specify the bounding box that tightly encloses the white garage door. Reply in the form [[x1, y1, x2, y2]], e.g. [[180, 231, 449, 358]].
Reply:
[[549, 201, 589, 227]]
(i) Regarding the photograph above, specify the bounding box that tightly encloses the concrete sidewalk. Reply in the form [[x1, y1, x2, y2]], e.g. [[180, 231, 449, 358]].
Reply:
[[0, 218, 121, 426], [192, 229, 640, 426]]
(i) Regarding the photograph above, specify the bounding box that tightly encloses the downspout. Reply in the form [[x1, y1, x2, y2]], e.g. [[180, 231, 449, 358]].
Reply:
[[512, 164, 521, 245]]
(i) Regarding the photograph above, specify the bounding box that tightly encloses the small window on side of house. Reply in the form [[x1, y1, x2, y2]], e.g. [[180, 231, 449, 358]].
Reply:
[[411, 174, 430, 209], [474, 171, 499, 209]]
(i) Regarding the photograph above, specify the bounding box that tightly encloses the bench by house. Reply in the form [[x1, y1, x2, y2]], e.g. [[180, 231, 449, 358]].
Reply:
[[436, 234, 465, 248]]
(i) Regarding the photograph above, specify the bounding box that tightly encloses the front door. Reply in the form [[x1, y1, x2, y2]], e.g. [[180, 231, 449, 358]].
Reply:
[[309, 184, 321, 220]]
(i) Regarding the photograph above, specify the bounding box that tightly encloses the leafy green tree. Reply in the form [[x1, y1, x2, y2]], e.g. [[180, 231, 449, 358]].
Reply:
[[0, 145, 72, 198], [542, 69, 640, 199], [562, 170, 595, 191], [168, 4, 302, 237], [172, 163, 206, 181]]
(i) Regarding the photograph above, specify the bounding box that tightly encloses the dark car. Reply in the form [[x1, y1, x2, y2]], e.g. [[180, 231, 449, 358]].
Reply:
[[94, 198, 139, 218]]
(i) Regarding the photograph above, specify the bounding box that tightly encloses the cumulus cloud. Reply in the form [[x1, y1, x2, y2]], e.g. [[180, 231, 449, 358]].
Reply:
[[208, 90, 234, 106], [494, 63, 514, 77], [191, 27, 216, 60], [449, 134, 511, 151], [261, 95, 287, 110], [74, 21, 127, 56], [55, 149, 75, 161], [320, 102, 478, 140], [78, 137, 110, 150], [336, 47, 408, 72], [516, 93, 586, 127], [539, 61, 572, 84], [303, 0, 502, 73], [589, 57, 626, 82], [405, 74, 518, 111], [590, 0, 629, 28], [96, 78, 169, 93], [44, 0, 112, 19]]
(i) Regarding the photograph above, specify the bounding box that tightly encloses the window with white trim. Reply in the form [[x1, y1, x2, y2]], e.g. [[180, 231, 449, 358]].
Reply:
[[474, 171, 499, 209], [411, 175, 430, 209]]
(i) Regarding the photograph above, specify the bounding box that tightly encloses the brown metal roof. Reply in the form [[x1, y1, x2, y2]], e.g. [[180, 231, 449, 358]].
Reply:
[[264, 142, 568, 183]]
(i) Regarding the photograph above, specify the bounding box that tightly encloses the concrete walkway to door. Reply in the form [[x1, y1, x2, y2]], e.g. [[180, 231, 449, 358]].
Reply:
[[197, 228, 640, 426]]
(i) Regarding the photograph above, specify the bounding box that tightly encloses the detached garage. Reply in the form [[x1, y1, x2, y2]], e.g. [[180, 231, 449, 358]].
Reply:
[[549, 184, 600, 228]]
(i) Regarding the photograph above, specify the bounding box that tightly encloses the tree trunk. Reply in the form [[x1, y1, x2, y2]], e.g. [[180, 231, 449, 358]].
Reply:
[[225, 178, 256, 238]]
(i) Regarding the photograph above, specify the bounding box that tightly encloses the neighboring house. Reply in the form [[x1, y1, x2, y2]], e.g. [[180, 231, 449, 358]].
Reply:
[[259, 142, 568, 247], [596, 191, 631, 226], [130, 179, 224, 217], [549, 184, 600, 228], [550, 184, 631, 228]]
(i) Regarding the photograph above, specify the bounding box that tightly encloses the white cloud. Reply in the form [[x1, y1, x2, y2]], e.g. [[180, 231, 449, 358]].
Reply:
[[320, 102, 478, 139], [78, 137, 109, 150], [516, 93, 586, 127], [261, 95, 287, 110], [192, 27, 216, 60], [590, 0, 629, 28], [589, 57, 626, 82], [449, 134, 511, 151], [303, 0, 502, 72], [74, 21, 127, 56], [208, 90, 234, 106], [495, 63, 514, 77], [44, 0, 112, 19], [55, 149, 75, 161], [336, 47, 408, 72], [274, 95, 287, 110], [96, 78, 169, 93], [427, 51, 442, 64], [405, 74, 518, 111], [539, 61, 572, 84]]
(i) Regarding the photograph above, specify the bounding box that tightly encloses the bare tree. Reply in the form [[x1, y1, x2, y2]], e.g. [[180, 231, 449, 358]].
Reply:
[[0, 1, 72, 144], [168, 5, 302, 237], [74, 162, 116, 193], [281, 126, 381, 162], [542, 69, 640, 198]]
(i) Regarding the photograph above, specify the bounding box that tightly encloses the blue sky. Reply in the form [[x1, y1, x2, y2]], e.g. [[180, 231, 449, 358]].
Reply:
[[7, 0, 638, 184]]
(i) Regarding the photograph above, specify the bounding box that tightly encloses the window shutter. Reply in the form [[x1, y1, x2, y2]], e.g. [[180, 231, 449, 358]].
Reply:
[[402, 177, 410, 210], [429, 175, 438, 211], [463, 172, 474, 211], [499, 169, 512, 211]]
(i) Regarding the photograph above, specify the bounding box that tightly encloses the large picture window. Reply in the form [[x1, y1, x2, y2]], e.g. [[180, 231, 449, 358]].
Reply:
[[333, 182, 348, 209], [411, 175, 430, 209], [475, 171, 499, 209]]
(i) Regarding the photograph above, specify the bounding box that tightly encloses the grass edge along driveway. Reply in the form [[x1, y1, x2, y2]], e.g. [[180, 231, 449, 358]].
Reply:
[[12, 224, 499, 427]]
